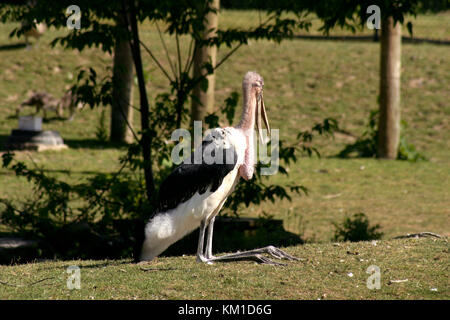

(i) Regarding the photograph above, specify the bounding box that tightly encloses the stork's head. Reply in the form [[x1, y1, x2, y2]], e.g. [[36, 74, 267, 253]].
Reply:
[[243, 71, 264, 96], [242, 71, 271, 143]]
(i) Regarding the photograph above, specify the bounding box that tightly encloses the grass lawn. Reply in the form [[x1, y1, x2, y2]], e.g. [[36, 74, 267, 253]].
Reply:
[[0, 238, 448, 299], [0, 10, 449, 299]]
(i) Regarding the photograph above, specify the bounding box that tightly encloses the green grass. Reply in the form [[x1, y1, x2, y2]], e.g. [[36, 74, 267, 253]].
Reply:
[[0, 238, 448, 299], [0, 10, 449, 299]]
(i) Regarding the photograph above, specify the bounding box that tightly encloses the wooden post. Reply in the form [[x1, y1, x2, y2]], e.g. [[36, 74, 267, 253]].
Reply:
[[378, 16, 402, 159], [191, 0, 220, 125], [110, 21, 134, 144]]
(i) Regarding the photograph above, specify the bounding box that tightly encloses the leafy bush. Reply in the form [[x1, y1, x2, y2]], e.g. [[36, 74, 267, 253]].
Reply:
[[332, 213, 383, 242], [338, 110, 426, 162], [0, 152, 149, 260]]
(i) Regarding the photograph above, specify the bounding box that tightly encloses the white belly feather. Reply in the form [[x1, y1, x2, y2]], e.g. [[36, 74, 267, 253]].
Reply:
[[141, 166, 240, 261]]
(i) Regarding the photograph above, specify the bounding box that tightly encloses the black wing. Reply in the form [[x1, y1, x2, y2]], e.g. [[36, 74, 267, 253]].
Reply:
[[157, 139, 237, 213]]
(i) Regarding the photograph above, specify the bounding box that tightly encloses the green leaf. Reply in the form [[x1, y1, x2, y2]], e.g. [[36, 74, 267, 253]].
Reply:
[[200, 77, 209, 93], [2, 152, 14, 168], [406, 21, 413, 37]]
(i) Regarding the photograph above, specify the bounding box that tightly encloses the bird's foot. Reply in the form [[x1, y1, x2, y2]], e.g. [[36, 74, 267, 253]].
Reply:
[[198, 246, 299, 266], [196, 254, 214, 265]]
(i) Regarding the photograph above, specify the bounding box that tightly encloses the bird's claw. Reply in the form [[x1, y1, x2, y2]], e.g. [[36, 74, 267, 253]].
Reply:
[[265, 246, 299, 261]]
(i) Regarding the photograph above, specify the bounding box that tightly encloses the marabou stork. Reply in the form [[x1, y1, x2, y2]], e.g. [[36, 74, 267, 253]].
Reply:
[[140, 71, 298, 265]]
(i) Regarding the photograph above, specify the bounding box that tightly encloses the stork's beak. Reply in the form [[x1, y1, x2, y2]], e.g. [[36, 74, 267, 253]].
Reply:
[[255, 91, 271, 144]]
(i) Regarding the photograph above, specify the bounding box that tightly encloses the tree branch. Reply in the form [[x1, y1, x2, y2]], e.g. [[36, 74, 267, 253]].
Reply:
[[123, 0, 155, 199], [139, 39, 173, 83], [393, 232, 445, 240], [155, 21, 177, 80]]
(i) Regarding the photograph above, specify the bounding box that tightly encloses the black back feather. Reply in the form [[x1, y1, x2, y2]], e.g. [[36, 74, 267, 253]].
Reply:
[[157, 138, 238, 213]]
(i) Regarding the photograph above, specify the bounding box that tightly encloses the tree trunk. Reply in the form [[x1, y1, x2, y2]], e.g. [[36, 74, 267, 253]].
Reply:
[[191, 0, 220, 125], [110, 36, 134, 143], [378, 16, 402, 159]]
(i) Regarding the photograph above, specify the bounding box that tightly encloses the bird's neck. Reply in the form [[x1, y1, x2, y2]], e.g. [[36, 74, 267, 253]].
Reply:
[[236, 88, 256, 132], [235, 87, 256, 179]]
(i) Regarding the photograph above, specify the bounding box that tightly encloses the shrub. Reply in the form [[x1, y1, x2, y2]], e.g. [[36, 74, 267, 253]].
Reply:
[[332, 213, 383, 242], [338, 110, 426, 162]]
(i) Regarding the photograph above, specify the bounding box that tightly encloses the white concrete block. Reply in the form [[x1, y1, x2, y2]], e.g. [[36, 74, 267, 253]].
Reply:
[[18, 116, 42, 131]]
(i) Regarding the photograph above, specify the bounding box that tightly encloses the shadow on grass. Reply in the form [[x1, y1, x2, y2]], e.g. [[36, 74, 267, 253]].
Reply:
[[64, 138, 129, 150], [63, 260, 133, 269], [0, 134, 129, 151], [295, 34, 450, 45], [0, 168, 117, 177], [161, 217, 304, 258], [7, 114, 76, 123], [0, 42, 27, 51], [0, 218, 304, 265]]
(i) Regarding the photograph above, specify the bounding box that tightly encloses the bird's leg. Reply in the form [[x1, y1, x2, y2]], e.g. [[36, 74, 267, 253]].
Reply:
[[196, 219, 208, 263], [201, 197, 228, 261], [199, 216, 298, 266], [204, 216, 215, 259]]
